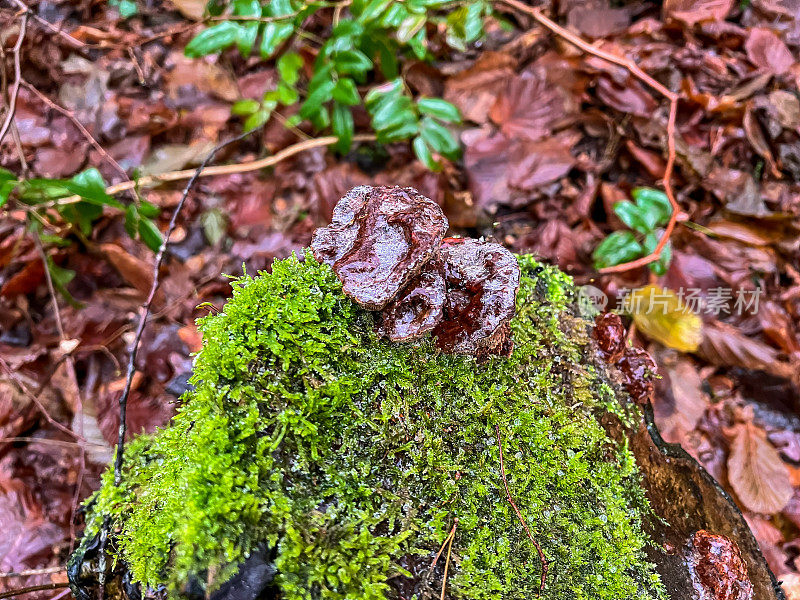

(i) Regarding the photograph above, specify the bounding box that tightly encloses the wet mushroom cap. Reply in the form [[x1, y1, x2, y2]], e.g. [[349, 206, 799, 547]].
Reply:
[[432, 238, 520, 356], [310, 185, 448, 310], [376, 259, 446, 342]]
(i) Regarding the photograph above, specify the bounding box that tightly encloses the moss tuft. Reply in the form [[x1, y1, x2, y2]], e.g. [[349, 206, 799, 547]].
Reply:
[[85, 253, 663, 599]]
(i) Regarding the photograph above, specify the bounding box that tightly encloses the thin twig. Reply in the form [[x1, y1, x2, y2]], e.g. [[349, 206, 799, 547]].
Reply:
[[0, 583, 69, 599], [20, 80, 129, 181], [0, 566, 64, 578], [440, 521, 456, 600], [429, 520, 458, 573], [495, 424, 548, 596], [111, 128, 257, 486], [0, 11, 27, 147], [5, 0, 86, 50], [0, 356, 81, 441], [43, 134, 376, 209], [497, 0, 683, 273]]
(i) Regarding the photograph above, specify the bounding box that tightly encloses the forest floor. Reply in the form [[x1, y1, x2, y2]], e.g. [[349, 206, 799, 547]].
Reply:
[[0, 0, 799, 598]]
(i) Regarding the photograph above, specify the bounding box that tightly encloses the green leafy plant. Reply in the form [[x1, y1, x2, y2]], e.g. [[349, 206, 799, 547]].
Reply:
[[187, 0, 492, 168], [593, 187, 673, 275], [1, 166, 162, 300], [109, 0, 139, 18]]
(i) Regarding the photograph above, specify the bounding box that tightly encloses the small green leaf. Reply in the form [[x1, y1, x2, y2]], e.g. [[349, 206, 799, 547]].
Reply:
[[266, 0, 294, 16], [379, 119, 420, 142], [380, 2, 408, 27], [357, 0, 392, 23], [125, 204, 139, 239], [233, 0, 261, 56], [408, 27, 427, 59], [65, 168, 123, 208], [185, 22, 240, 57], [201, 208, 227, 245], [332, 102, 354, 154], [244, 107, 273, 130], [0, 168, 19, 208], [299, 79, 335, 119], [138, 217, 163, 252], [644, 231, 672, 276], [334, 49, 373, 75], [419, 117, 459, 160], [371, 95, 414, 132], [45, 255, 80, 307], [632, 187, 672, 228], [138, 200, 160, 218], [112, 0, 138, 18], [592, 231, 643, 269], [275, 82, 299, 105], [332, 78, 361, 106], [277, 52, 303, 85], [232, 99, 260, 116], [413, 136, 439, 171], [613, 201, 651, 234], [417, 98, 460, 123], [260, 21, 294, 59], [397, 14, 425, 43]]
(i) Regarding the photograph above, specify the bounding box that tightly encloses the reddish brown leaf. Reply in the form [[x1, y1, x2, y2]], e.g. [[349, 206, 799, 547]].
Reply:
[[489, 71, 573, 142], [100, 243, 154, 297], [567, 7, 630, 38], [728, 421, 793, 514], [507, 137, 575, 191], [596, 76, 658, 117], [443, 52, 516, 124], [663, 0, 733, 26], [654, 357, 709, 444], [745, 28, 795, 75], [0, 259, 45, 297], [699, 323, 788, 375]]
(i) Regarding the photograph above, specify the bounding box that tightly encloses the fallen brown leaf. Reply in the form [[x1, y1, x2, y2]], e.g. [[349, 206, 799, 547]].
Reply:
[[745, 28, 795, 75], [728, 420, 793, 514]]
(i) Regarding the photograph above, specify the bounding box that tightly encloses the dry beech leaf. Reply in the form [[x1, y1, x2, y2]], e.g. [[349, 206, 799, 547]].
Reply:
[[169, 0, 206, 20], [699, 323, 794, 379], [628, 285, 703, 352], [728, 421, 793, 514], [663, 0, 732, 25], [100, 243, 154, 297], [443, 52, 516, 125], [659, 358, 708, 443], [745, 28, 795, 75]]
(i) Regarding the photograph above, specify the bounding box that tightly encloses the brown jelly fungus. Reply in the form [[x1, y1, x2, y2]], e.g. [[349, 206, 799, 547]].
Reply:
[[594, 312, 626, 363], [376, 259, 446, 342], [687, 530, 753, 600], [310, 185, 448, 310], [616, 346, 657, 404], [432, 238, 520, 356]]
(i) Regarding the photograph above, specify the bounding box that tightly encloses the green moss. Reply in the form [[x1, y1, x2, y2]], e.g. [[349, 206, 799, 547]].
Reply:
[[84, 253, 663, 600]]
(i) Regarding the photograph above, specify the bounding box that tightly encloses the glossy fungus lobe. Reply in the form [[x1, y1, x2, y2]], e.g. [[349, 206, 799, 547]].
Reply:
[[310, 185, 448, 310], [376, 259, 446, 342], [432, 238, 520, 356], [687, 530, 753, 600], [616, 346, 657, 404], [594, 312, 627, 363]]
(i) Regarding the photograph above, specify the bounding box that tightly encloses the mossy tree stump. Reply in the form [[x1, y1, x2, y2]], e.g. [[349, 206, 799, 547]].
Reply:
[[71, 253, 777, 600]]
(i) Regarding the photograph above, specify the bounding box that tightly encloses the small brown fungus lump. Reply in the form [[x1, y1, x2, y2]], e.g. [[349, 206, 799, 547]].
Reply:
[[432, 238, 520, 357], [310, 185, 448, 310], [687, 530, 753, 600], [376, 259, 446, 342]]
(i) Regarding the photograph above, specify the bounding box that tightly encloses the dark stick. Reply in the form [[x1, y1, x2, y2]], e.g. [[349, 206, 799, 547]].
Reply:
[[95, 129, 258, 598], [0, 582, 69, 599], [112, 127, 256, 486]]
